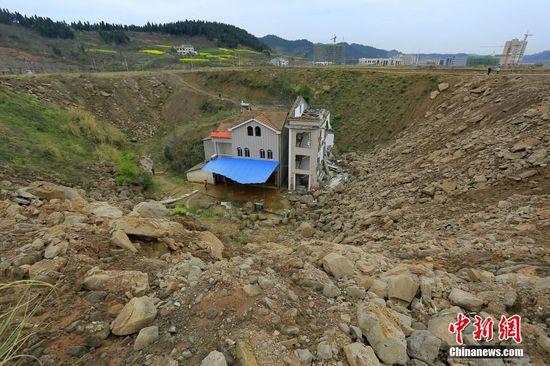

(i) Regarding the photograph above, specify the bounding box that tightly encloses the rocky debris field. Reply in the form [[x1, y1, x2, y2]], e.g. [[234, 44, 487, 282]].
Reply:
[[286, 75, 549, 364], [0, 74, 549, 366]]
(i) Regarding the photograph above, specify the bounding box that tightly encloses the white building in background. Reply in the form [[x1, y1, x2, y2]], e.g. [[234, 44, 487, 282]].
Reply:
[[175, 45, 198, 56], [444, 55, 468, 67], [501, 38, 528, 65], [313, 61, 332, 66], [396, 54, 417, 65], [358, 54, 417, 66], [358, 57, 403, 66], [270, 57, 289, 67]]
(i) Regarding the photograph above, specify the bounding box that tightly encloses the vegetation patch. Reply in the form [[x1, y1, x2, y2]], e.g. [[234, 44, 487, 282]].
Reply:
[[174, 205, 197, 215], [85, 48, 116, 54], [0, 280, 57, 364], [99, 29, 129, 44], [161, 108, 237, 174], [0, 87, 127, 182], [140, 49, 165, 55], [180, 58, 210, 63], [115, 152, 154, 190], [234, 48, 261, 55]]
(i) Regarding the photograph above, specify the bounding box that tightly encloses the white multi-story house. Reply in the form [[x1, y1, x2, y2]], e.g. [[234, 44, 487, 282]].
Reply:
[[270, 57, 289, 67], [287, 96, 333, 191], [175, 45, 197, 56], [187, 96, 333, 191]]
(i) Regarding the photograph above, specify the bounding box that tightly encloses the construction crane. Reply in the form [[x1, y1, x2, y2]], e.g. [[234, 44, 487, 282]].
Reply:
[[519, 32, 534, 64], [480, 32, 534, 67]]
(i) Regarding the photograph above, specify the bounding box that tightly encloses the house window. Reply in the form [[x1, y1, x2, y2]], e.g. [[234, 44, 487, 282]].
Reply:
[[244, 148, 250, 157], [260, 149, 265, 159], [255, 126, 261, 136], [267, 149, 273, 159], [237, 147, 242, 157], [247, 126, 253, 136], [296, 132, 311, 148]]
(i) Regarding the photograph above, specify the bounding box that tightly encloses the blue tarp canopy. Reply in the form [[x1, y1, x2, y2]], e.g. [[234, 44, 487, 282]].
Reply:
[[203, 157, 279, 184]]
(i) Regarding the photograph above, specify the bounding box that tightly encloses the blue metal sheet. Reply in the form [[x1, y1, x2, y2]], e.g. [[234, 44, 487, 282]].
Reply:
[[203, 157, 279, 184]]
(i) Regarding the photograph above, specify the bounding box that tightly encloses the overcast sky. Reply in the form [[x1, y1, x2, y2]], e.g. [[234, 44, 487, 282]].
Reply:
[[3, 0, 548, 54]]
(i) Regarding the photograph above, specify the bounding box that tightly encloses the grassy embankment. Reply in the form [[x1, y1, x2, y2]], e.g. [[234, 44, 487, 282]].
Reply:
[[0, 86, 147, 187]]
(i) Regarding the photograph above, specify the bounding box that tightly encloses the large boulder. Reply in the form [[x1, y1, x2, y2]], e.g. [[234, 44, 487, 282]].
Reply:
[[427, 308, 462, 349], [511, 137, 540, 152], [200, 350, 228, 366], [236, 341, 259, 366], [110, 229, 137, 252], [343, 343, 380, 366], [134, 326, 159, 351], [449, 288, 483, 312], [130, 201, 170, 218], [110, 217, 184, 239], [322, 253, 355, 279], [28, 257, 67, 280], [316, 341, 333, 360], [466, 268, 495, 282], [195, 231, 224, 260], [407, 330, 441, 365], [111, 296, 157, 335], [438, 83, 449, 92], [83, 267, 149, 297], [43, 241, 69, 259], [357, 302, 407, 365], [89, 202, 123, 218], [22, 181, 82, 201], [298, 222, 315, 238], [83, 321, 111, 348], [42, 224, 66, 242], [387, 274, 419, 304]]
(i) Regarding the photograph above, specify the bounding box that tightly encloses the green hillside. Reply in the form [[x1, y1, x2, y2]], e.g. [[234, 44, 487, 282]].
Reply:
[[184, 69, 441, 152], [0, 8, 271, 73], [0, 86, 129, 183]]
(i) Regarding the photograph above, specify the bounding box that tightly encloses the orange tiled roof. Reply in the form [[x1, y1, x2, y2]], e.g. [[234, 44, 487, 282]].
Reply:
[[216, 110, 288, 132], [210, 131, 232, 139]]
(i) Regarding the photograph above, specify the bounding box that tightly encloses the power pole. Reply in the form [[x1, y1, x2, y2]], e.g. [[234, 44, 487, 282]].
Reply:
[[331, 35, 337, 65], [120, 52, 129, 72], [91, 54, 97, 72]]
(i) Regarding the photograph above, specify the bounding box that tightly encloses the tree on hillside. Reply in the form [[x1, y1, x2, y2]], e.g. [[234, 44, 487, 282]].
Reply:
[[99, 29, 130, 44], [0, 8, 269, 51], [0, 8, 74, 39]]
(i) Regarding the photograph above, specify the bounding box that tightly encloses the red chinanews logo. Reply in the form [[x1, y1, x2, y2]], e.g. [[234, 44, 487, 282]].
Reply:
[[448, 313, 522, 345]]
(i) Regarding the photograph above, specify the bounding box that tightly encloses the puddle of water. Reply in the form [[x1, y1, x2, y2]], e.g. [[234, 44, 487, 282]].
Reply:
[[190, 182, 290, 211]]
